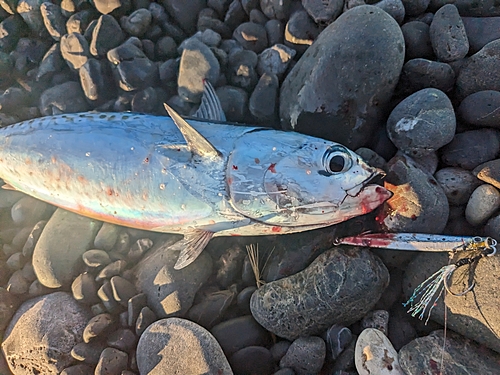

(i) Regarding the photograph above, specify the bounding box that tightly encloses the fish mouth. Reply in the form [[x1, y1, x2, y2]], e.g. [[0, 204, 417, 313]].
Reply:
[[345, 167, 386, 198]]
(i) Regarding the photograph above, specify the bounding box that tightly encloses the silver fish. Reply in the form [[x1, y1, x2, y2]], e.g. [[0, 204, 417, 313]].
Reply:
[[0, 83, 391, 269]]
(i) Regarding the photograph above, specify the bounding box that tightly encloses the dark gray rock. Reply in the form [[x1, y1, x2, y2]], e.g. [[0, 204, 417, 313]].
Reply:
[[94, 223, 120, 251], [249, 8, 269, 24], [302, 0, 343, 24], [224, 0, 247, 30], [0, 87, 31, 114], [377, 154, 449, 233], [249, 72, 279, 123], [121, 8, 151, 37], [227, 49, 258, 91], [374, 0, 405, 24], [95, 347, 128, 375], [435, 167, 480, 206], [284, 10, 318, 52], [71, 272, 100, 305], [39, 81, 90, 115], [0, 16, 26, 53], [198, 15, 232, 39], [230, 346, 274, 375], [401, 330, 500, 373], [17, 0, 47, 37], [135, 306, 157, 336], [136, 318, 233, 374], [233, 22, 268, 53], [71, 341, 106, 364], [6, 269, 30, 295], [429, 4, 469, 62], [458, 90, 500, 128], [398, 58, 455, 94], [60, 32, 90, 71], [441, 129, 500, 170], [216, 85, 249, 122], [401, 21, 434, 60], [324, 325, 352, 361], [155, 36, 177, 60], [37, 43, 65, 81], [106, 328, 137, 352], [462, 16, 500, 54], [386, 88, 455, 157], [110, 275, 136, 306], [107, 42, 158, 92], [280, 5, 404, 150], [11, 196, 50, 226], [187, 288, 237, 329], [465, 183, 500, 226], [429, 0, 500, 16], [162, 0, 205, 34], [126, 237, 153, 262], [211, 315, 272, 356], [60, 364, 95, 375], [401, 0, 430, 16], [32, 208, 101, 288], [456, 39, 500, 101], [260, 0, 291, 19], [66, 9, 97, 34], [257, 44, 295, 78], [250, 247, 389, 340], [96, 259, 127, 282], [83, 313, 115, 343], [178, 37, 220, 102], [473, 158, 500, 190], [40, 2, 67, 41], [1, 292, 92, 374], [82, 249, 111, 268], [265, 19, 284, 45], [280, 337, 326, 375], [93, 0, 131, 15], [236, 286, 256, 315], [90, 15, 125, 58], [134, 236, 213, 318], [215, 244, 247, 288], [404, 252, 500, 352]]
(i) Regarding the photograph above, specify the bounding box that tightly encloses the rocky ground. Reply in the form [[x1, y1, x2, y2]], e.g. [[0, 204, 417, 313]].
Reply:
[[1, 0, 500, 374]]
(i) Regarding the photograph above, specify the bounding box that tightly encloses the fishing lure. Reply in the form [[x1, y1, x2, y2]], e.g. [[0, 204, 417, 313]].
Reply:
[[336, 233, 498, 322]]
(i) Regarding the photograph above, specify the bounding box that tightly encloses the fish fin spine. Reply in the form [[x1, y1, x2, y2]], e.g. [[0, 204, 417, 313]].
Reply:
[[193, 80, 227, 122], [169, 229, 215, 269]]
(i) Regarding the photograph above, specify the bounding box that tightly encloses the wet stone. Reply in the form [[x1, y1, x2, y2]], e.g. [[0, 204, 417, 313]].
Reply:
[[121, 8, 151, 37], [6, 269, 30, 295], [136, 318, 232, 374], [40, 81, 90, 115], [429, 4, 468, 62], [1, 292, 92, 374], [82, 249, 112, 268], [95, 347, 128, 375], [280, 5, 404, 150], [440, 129, 500, 170], [71, 341, 106, 364], [465, 184, 500, 226], [251, 247, 389, 340], [178, 37, 220, 103], [233, 22, 268, 53], [72, 272, 100, 305], [355, 328, 403, 375], [211, 315, 272, 356], [458, 90, 500, 128], [399, 330, 500, 374], [398, 58, 455, 94], [456, 39, 500, 100], [90, 14, 125, 58], [236, 286, 256, 315], [386, 88, 455, 157], [284, 9, 318, 53], [83, 313, 115, 343], [435, 167, 480, 206], [40, 2, 67, 41], [280, 336, 326, 375], [249, 72, 279, 123], [229, 346, 274, 375], [462, 16, 500, 54]]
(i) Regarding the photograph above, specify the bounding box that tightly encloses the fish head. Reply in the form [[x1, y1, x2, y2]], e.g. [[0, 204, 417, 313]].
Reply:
[[227, 133, 391, 227]]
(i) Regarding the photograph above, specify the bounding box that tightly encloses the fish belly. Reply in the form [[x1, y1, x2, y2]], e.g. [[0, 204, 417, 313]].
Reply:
[[0, 113, 247, 232]]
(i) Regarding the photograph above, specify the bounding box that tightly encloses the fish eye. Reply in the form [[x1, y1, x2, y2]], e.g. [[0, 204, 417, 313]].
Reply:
[[323, 147, 353, 174]]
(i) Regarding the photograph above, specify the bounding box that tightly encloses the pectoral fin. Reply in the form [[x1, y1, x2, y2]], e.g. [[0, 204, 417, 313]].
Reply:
[[193, 80, 226, 122], [163, 103, 222, 159], [1, 183, 18, 191], [169, 229, 214, 270]]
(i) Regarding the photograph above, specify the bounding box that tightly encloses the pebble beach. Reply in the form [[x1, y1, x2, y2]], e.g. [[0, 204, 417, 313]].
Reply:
[[1, 0, 500, 374]]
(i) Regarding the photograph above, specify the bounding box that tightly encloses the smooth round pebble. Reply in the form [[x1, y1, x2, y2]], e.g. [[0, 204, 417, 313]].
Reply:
[[465, 184, 500, 226], [94, 347, 128, 375], [355, 328, 404, 375], [82, 249, 111, 268], [361, 310, 389, 335], [136, 318, 233, 374], [279, 336, 326, 375], [233, 22, 268, 53], [229, 346, 274, 375], [386, 88, 455, 157], [399, 58, 455, 94], [401, 21, 433, 60], [458, 90, 500, 128], [473, 158, 500, 189], [83, 313, 114, 343], [435, 167, 480, 205], [71, 341, 106, 364]]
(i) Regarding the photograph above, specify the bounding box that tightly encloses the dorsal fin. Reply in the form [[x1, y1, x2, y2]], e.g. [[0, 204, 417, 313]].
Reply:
[[193, 80, 226, 122], [163, 103, 222, 159]]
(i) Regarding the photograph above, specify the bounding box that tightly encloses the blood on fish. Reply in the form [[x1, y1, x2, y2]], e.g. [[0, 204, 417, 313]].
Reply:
[[254, 158, 260, 164], [227, 177, 233, 184], [272, 226, 281, 232], [268, 163, 276, 173], [143, 157, 149, 163], [232, 165, 238, 170]]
